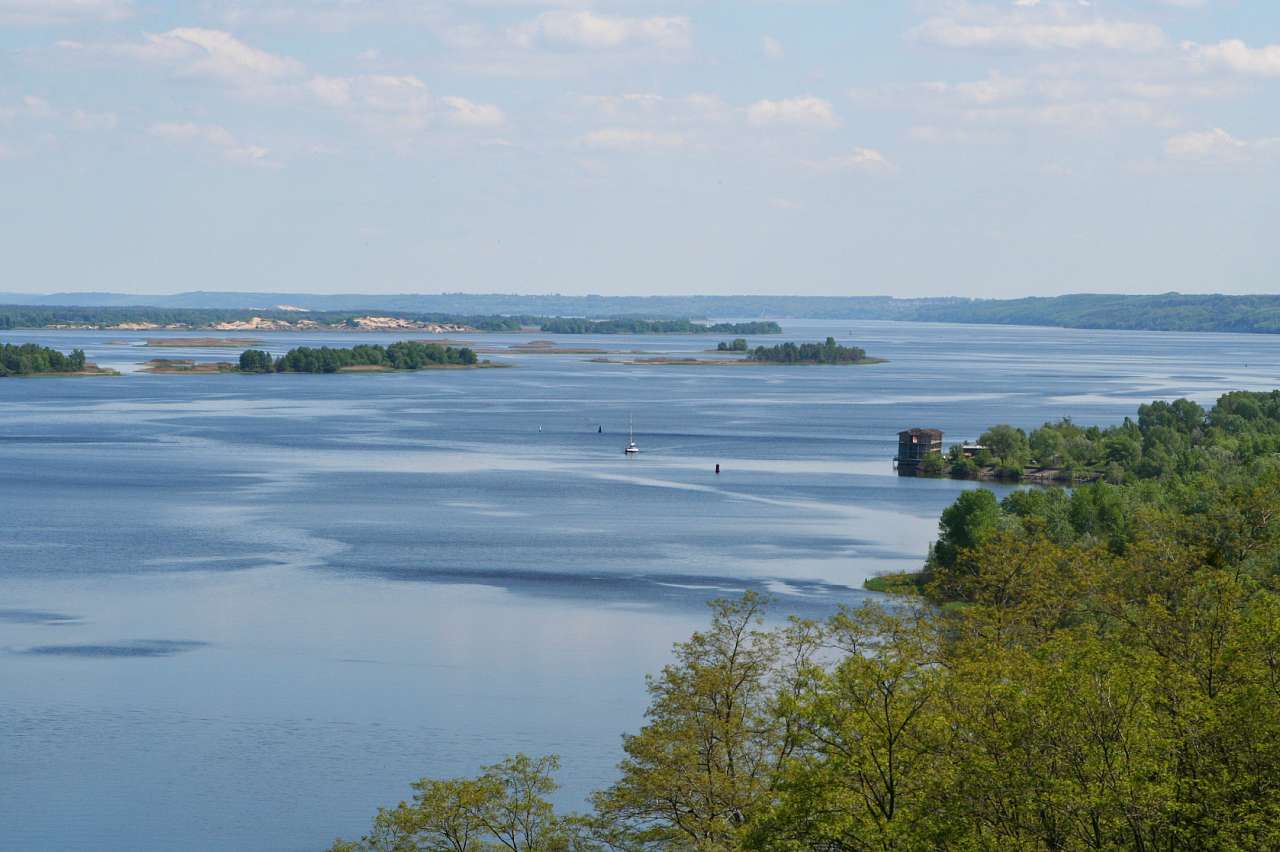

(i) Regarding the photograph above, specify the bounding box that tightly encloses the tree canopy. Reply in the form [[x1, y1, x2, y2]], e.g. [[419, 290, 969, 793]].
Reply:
[[0, 342, 87, 375], [746, 338, 869, 364], [268, 341, 478, 373]]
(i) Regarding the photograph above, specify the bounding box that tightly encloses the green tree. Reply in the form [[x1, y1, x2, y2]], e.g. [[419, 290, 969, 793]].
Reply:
[[931, 488, 1001, 569], [331, 754, 586, 852], [978, 424, 1029, 467], [238, 349, 274, 373], [593, 593, 816, 850]]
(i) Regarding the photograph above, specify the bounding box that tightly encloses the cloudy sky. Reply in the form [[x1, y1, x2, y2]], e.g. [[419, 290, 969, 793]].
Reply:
[[1, 0, 1277, 297]]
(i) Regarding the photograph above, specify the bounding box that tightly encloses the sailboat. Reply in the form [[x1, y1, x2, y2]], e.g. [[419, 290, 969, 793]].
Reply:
[[624, 415, 640, 455]]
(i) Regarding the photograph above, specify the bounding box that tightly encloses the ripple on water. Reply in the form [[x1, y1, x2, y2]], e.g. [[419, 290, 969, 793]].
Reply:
[[17, 639, 208, 658]]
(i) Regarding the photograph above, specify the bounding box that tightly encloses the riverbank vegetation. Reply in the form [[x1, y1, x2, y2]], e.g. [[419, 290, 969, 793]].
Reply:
[[746, 337, 872, 364], [927, 392, 1279, 483], [336, 387, 1280, 851]]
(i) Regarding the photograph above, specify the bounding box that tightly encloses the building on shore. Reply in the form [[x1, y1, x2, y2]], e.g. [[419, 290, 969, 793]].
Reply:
[[896, 428, 943, 474]]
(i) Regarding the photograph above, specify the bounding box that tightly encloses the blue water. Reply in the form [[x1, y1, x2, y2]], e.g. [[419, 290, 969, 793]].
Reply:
[[2, 320, 1279, 850]]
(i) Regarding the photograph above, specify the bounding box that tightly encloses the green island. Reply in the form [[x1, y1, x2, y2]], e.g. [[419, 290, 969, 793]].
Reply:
[[335, 388, 1280, 851], [243, 341, 483, 373], [0, 342, 114, 376], [591, 338, 882, 366], [745, 336, 879, 364]]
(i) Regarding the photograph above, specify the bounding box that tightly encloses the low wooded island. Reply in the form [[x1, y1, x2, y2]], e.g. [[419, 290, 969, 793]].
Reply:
[[590, 337, 882, 366], [744, 337, 877, 364], [0, 342, 115, 376], [241, 341, 484, 373]]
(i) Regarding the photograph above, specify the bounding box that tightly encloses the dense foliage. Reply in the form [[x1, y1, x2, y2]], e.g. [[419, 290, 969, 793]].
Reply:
[[746, 337, 869, 364], [538, 318, 781, 335], [337, 389, 1280, 851], [940, 391, 1280, 482], [271, 341, 478, 373], [717, 338, 749, 352], [238, 349, 274, 373], [0, 342, 87, 375]]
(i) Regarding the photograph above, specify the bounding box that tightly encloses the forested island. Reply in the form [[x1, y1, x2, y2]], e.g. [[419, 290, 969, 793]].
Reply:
[[242, 341, 480, 373], [745, 337, 875, 364], [0, 342, 109, 376], [336, 387, 1280, 851]]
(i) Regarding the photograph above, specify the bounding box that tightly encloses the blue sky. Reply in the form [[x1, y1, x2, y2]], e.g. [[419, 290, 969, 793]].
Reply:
[[1, 0, 1277, 297]]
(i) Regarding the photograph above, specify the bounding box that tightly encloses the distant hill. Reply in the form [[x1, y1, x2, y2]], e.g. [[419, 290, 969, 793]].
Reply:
[[1, 291, 1279, 334]]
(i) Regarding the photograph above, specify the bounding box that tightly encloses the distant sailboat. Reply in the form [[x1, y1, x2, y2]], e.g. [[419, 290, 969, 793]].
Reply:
[[624, 415, 639, 455]]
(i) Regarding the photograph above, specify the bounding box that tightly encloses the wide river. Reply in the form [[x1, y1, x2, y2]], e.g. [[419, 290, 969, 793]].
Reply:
[[3, 320, 1279, 850]]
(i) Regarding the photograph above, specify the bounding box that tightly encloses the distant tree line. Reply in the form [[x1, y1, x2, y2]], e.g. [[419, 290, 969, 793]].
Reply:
[[0, 342, 86, 375], [0, 305, 523, 331], [538, 318, 782, 335], [18, 292, 1280, 333], [745, 336, 869, 363], [241, 341, 478, 374], [717, 338, 749, 351]]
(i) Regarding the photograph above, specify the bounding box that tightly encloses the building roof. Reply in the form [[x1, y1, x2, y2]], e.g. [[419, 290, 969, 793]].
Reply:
[[899, 428, 943, 440]]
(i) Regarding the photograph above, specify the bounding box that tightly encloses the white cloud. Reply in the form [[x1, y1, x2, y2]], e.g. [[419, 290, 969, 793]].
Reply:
[[62, 31, 501, 143], [746, 96, 838, 128], [0, 0, 132, 26], [579, 127, 687, 151], [1165, 128, 1280, 166], [921, 73, 1029, 105], [1184, 39, 1280, 77], [804, 147, 895, 175], [102, 27, 305, 93], [148, 121, 270, 164], [309, 75, 502, 136], [321, 74, 431, 134], [913, 14, 1166, 52], [442, 96, 505, 128], [510, 11, 690, 51], [762, 36, 784, 60]]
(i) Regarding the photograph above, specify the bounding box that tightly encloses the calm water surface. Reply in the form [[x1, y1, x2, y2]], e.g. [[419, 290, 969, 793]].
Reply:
[[2, 320, 1279, 850]]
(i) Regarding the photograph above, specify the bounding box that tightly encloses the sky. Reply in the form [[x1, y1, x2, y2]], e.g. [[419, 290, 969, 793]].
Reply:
[[0, 0, 1277, 298]]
